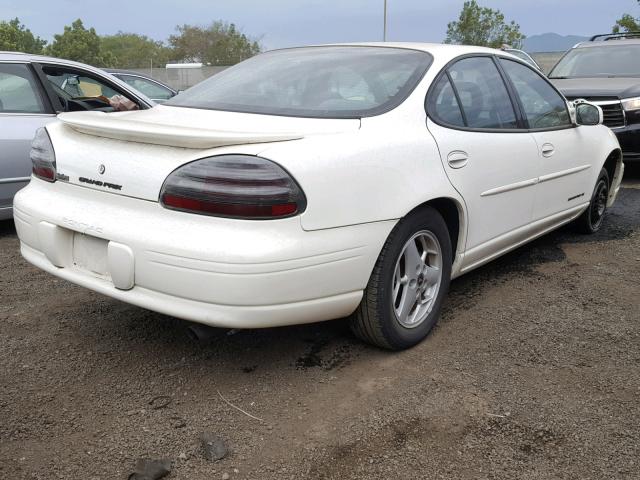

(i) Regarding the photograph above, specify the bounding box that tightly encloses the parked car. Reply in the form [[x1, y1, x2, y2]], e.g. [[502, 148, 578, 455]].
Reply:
[[104, 69, 178, 103], [14, 44, 623, 349], [501, 47, 542, 71], [549, 32, 640, 163], [0, 52, 154, 220]]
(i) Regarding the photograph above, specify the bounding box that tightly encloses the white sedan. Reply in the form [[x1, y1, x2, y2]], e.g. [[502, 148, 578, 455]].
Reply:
[[14, 43, 623, 350]]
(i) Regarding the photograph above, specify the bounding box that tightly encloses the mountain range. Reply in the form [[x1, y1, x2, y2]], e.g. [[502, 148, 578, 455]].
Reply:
[[523, 33, 589, 52]]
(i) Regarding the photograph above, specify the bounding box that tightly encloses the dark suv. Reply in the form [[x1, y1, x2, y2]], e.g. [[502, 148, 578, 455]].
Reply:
[[549, 32, 640, 163]]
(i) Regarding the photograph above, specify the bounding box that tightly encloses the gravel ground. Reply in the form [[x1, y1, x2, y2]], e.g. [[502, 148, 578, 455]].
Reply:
[[1, 167, 639, 480]]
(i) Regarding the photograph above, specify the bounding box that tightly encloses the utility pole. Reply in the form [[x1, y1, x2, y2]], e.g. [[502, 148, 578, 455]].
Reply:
[[383, 0, 388, 41]]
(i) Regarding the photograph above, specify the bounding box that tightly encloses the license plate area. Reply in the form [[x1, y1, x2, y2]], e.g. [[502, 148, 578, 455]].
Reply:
[[72, 233, 111, 280]]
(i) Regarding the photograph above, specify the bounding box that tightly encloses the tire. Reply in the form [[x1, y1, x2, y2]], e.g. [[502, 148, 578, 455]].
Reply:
[[350, 206, 452, 350], [574, 168, 610, 234]]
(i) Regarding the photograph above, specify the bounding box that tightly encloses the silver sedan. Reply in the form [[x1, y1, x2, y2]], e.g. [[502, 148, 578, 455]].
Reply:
[[0, 52, 154, 220]]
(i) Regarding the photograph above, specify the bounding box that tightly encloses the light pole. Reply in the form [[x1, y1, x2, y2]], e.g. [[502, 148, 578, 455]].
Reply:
[[383, 0, 388, 41]]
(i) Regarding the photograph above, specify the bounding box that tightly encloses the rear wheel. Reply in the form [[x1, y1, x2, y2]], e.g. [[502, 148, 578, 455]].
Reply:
[[350, 206, 452, 350], [575, 168, 609, 234]]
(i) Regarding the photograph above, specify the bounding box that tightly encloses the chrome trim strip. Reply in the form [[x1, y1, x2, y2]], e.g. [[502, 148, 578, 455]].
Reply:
[[538, 164, 591, 183], [480, 178, 538, 197], [0, 113, 55, 117], [591, 100, 623, 106], [0, 176, 30, 185]]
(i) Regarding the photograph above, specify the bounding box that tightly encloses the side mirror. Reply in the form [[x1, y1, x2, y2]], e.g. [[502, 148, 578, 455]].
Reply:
[[575, 101, 603, 126]]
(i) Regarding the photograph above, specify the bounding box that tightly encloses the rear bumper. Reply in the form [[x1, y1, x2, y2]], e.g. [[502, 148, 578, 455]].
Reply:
[[13, 180, 395, 328]]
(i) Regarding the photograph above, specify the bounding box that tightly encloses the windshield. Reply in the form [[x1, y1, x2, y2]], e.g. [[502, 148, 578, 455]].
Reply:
[[550, 44, 640, 78], [166, 46, 433, 118]]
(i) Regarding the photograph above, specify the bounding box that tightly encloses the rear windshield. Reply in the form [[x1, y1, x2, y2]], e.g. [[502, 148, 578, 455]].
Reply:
[[166, 46, 433, 118], [550, 44, 640, 78]]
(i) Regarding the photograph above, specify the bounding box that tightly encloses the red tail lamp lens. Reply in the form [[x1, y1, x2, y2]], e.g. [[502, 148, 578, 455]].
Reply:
[[30, 128, 56, 182], [160, 155, 306, 219]]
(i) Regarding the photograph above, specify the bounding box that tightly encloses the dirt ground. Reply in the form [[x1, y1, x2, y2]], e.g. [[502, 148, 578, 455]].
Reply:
[[1, 167, 639, 480]]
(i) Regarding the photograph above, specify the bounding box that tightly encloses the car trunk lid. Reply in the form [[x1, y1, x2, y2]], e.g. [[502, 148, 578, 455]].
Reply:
[[49, 106, 360, 202]]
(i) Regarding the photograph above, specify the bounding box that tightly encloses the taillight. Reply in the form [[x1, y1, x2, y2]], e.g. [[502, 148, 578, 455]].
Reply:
[[30, 127, 56, 182], [160, 155, 306, 219]]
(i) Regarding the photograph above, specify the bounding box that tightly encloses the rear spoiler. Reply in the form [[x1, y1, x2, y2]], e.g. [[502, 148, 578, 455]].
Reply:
[[57, 111, 304, 149]]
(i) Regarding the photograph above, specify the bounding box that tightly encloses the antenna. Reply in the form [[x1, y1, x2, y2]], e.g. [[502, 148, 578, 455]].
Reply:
[[383, 0, 388, 41]]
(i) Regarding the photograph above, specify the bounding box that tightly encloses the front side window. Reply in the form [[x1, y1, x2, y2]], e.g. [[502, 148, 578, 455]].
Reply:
[[549, 44, 640, 78], [166, 46, 433, 118], [43, 67, 120, 100], [41, 65, 140, 112], [500, 59, 571, 129], [446, 57, 518, 129], [0, 63, 46, 113]]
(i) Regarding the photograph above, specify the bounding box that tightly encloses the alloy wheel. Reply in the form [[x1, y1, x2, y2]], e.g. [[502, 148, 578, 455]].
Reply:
[[391, 230, 443, 328]]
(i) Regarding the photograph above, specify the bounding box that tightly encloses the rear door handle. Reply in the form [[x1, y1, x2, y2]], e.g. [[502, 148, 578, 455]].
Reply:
[[541, 143, 555, 157], [447, 151, 468, 169]]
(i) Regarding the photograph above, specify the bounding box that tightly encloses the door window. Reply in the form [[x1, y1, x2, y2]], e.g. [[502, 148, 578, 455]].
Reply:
[[428, 75, 465, 127], [117, 75, 174, 100], [500, 59, 571, 129], [0, 63, 46, 113], [41, 65, 139, 112], [446, 57, 518, 129], [43, 67, 120, 99]]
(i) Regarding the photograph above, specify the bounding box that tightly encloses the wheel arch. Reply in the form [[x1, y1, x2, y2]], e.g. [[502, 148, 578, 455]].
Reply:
[[602, 148, 622, 186], [404, 196, 466, 265]]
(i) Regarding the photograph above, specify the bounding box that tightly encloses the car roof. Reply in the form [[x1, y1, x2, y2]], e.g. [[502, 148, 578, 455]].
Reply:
[[0, 51, 109, 70], [288, 42, 502, 56]]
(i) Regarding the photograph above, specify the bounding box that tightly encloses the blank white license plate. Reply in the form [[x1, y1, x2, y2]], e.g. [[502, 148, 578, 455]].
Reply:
[[72, 233, 110, 279]]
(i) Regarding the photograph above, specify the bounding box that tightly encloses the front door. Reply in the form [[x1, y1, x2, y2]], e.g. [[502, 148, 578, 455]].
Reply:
[[498, 58, 593, 221], [0, 63, 55, 216]]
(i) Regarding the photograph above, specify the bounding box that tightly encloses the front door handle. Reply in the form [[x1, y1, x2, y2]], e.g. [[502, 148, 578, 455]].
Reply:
[[541, 143, 555, 157], [447, 151, 468, 169]]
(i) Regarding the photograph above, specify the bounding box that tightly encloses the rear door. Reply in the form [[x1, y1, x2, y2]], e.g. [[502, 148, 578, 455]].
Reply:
[[0, 62, 55, 215], [426, 55, 540, 270], [114, 74, 176, 103], [498, 58, 593, 221]]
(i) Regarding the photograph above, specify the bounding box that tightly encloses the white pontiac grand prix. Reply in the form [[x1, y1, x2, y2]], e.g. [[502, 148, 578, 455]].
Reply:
[[14, 44, 623, 350]]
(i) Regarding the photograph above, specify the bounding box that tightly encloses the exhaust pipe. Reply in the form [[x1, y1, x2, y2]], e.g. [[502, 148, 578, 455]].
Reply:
[[185, 323, 221, 342]]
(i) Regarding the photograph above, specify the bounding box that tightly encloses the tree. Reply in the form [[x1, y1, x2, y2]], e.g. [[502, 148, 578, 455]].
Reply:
[[613, 0, 640, 33], [168, 21, 261, 65], [444, 0, 525, 49], [46, 19, 116, 67], [101, 32, 173, 68], [0, 18, 46, 53]]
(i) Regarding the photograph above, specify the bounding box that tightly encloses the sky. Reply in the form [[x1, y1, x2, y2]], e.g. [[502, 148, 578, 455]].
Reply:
[[1, 0, 638, 49]]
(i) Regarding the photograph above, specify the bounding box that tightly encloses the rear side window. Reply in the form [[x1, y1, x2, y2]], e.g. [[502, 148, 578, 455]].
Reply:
[[500, 59, 571, 129], [448, 57, 517, 129], [0, 63, 46, 113], [429, 75, 465, 127], [118, 75, 174, 100]]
